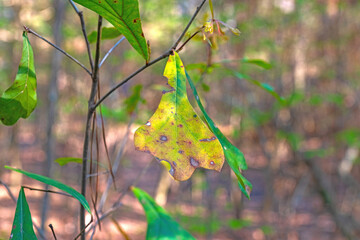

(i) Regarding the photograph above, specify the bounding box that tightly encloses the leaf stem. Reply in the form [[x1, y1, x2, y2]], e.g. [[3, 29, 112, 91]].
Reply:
[[99, 36, 126, 67], [24, 26, 92, 76], [23, 185, 73, 198]]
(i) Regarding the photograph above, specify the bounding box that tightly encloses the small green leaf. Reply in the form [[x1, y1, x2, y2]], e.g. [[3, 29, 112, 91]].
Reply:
[[185, 66, 252, 199], [88, 27, 122, 44], [0, 32, 37, 126], [124, 84, 144, 114], [135, 53, 225, 181], [5, 166, 91, 214], [242, 58, 272, 69], [131, 187, 195, 240], [10, 187, 37, 240], [73, 0, 149, 61], [55, 157, 82, 166], [233, 71, 285, 103]]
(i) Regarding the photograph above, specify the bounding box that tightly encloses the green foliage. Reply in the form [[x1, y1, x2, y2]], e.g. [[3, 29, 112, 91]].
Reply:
[[135, 53, 225, 181], [337, 129, 360, 148], [277, 131, 303, 151], [185, 59, 252, 199], [10, 188, 37, 240], [131, 187, 195, 240], [227, 218, 252, 230], [55, 157, 82, 166], [4, 166, 91, 214], [73, 0, 149, 61], [242, 58, 272, 70], [0, 32, 37, 126], [87, 27, 122, 43], [124, 84, 145, 114]]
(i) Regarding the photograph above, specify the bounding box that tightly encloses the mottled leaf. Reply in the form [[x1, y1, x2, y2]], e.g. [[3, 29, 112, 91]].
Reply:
[[131, 187, 195, 240], [55, 157, 82, 166], [10, 187, 37, 240], [185, 68, 252, 199], [134, 52, 225, 181], [88, 27, 122, 44], [5, 166, 91, 214], [0, 32, 37, 126], [73, 0, 149, 61]]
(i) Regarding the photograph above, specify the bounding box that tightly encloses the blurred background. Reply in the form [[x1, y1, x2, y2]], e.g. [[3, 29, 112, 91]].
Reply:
[[1, 0, 360, 239]]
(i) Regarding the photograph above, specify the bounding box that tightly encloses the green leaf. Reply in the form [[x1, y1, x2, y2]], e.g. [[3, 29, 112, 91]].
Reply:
[[73, 0, 149, 61], [0, 32, 37, 126], [5, 166, 91, 214], [242, 58, 272, 69], [88, 27, 122, 44], [185, 62, 252, 199], [55, 157, 82, 166], [233, 71, 285, 104], [10, 187, 37, 240], [131, 187, 195, 240], [134, 53, 225, 181], [124, 84, 145, 114]]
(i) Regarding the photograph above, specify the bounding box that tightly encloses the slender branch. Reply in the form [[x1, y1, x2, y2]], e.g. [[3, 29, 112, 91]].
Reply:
[[49, 224, 57, 240], [68, 0, 94, 71], [79, 15, 103, 240], [171, 0, 207, 50], [24, 26, 92, 76], [93, 0, 207, 109], [176, 29, 203, 52], [99, 36, 126, 67], [23, 186, 73, 198]]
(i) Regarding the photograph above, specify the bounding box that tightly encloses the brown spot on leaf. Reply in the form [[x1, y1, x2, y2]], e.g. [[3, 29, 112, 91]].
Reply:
[[160, 135, 168, 141], [190, 157, 199, 167], [178, 150, 184, 154], [199, 136, 217, 142], [178, 124, 183, 128], [193, 114, 197, 118], [210, 161, 215, 165], [141, 33, 145, 37]]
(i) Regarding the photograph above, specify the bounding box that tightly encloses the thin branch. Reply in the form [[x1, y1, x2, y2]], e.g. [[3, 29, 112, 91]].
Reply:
[[49, 224, 57, 240], [176, 29, 203, 52], [23, 186, 73, 198], [24, 26, 92, 76], [93, 0, 207, 109], [79, 15, 103, 240], [68, 0, 94, 71], [171, 0, 207, 50], [100, 36, 126, 67]]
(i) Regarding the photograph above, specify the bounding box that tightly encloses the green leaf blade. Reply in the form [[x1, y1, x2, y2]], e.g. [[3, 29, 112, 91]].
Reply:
[[73, 0, 149, 61], [10, 187, 37, 240], [5, 166, 91, 214], [55, 157, 82, 166], [0, 32, 37, 126], [131, 187, 195, 240], [185, 64, 252, 199]]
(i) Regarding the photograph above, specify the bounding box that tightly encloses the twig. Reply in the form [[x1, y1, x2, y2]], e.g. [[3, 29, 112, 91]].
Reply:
[[111, 217, 131, 240], [93, 0, 208, 109], [68, 0, 94, 71], [49, 224, 57, 240], [23, 185, 73, 198], [24, 26, 92, 76], [171, 0, 207, 50], [79, 15, 102, 240], [99, 36, 126, 67], [176, 28, 203, 52]]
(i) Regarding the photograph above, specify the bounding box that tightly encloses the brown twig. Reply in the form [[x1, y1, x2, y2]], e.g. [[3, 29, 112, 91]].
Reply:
[[24, 26, 91, 76], [49, 224, 57, 240], [68, 0, 94, 71]]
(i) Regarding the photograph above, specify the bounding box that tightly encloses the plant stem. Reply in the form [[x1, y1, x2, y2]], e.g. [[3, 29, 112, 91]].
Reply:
[[24, 26, 91, 76], [79, 15, 102, 240]]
